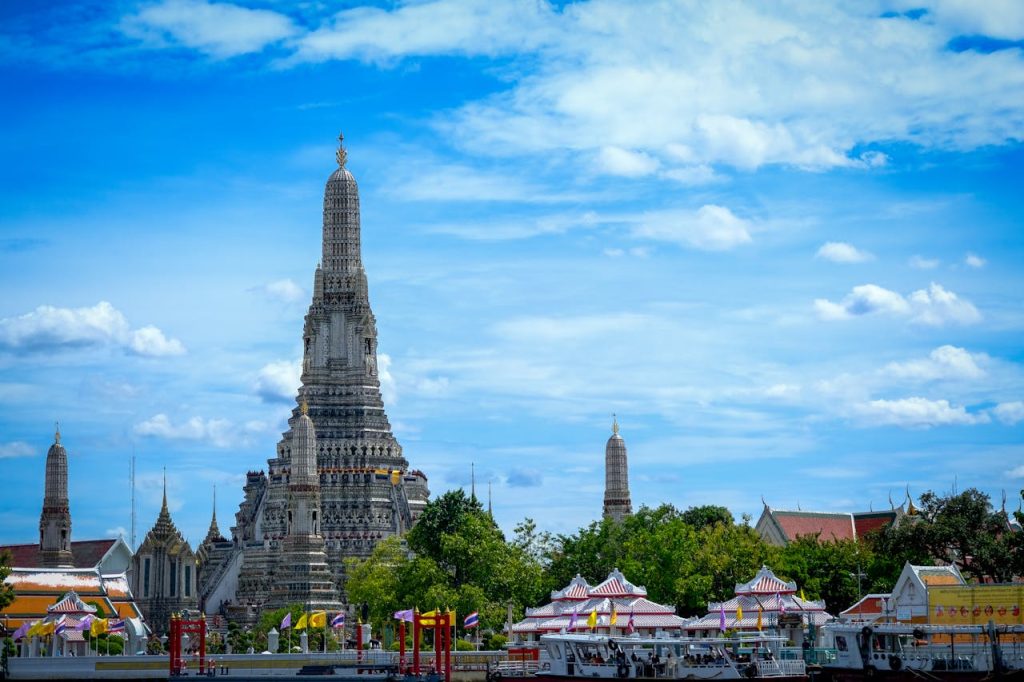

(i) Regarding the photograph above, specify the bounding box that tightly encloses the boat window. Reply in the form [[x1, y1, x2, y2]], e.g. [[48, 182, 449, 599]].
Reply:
[[835, 636, 847, 652]]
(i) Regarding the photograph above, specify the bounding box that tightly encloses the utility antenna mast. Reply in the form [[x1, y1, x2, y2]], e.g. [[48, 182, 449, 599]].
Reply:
[[130, 448, 137, 551]]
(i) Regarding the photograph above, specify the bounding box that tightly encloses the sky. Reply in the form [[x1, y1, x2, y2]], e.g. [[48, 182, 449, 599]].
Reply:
[[1, 0, 1023, 550]]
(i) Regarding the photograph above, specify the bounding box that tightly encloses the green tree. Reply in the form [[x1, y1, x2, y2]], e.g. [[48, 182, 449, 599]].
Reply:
[[0, 551, 15, 612], [680, 505, 734, 530], [407, 489, 483, 570], [776, 536, 868, 613]]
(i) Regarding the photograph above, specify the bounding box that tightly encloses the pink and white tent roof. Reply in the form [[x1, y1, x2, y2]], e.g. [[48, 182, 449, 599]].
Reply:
[[47, 590, 98, 614], [513, 570, 689, 635], [735, 565, 797, 595]]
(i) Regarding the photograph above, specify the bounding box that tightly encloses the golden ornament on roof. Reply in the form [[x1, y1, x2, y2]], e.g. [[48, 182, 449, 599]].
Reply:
[[336, 132, 347, 169]]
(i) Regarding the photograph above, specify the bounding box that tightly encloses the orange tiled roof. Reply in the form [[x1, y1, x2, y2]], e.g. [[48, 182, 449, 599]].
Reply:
[[111, 601, 141, 618], [920, 574, 962, 586], [2, 595, 58, 617], [773, 511, 856, 543]]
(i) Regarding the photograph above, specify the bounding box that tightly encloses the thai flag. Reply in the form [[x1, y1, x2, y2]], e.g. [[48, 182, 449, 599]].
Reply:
[[331, 612, 346, 628], [54, 615, 68, 635], [626, 611, 635, 634], [108, 619, 126, 634], [464, 612, 479, 629]]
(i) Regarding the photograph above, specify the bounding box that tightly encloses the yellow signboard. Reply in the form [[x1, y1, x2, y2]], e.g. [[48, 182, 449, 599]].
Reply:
[[928, 584, 1023, 625]]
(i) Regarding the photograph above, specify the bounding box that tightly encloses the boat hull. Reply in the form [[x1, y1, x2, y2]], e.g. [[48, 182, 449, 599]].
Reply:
[[823, 669, 1024, 682], [532, 675, 809, 682]]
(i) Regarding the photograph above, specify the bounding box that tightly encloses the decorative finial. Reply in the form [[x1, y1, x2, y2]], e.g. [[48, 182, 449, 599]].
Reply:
[[612, 413, 619, 435], [335, 132, 348, 169], [162, 467, 168, 512], [300, 399, 309, 416], [55, 421, 61, 444]]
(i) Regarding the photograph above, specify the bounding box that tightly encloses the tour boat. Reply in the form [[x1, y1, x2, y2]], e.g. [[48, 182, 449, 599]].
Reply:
[[820, 622, 1024, 681], [527, 632, 808, 681]]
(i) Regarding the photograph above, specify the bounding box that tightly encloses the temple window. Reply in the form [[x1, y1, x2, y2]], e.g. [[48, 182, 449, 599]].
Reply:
[[185, 565, 192, 597], [169, 559, 177, 597], [143, 558, 151, 598]]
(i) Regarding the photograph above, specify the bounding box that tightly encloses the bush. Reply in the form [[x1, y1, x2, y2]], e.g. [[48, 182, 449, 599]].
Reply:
[[484, 633, 506, 650], [455, 639, 476, 651]]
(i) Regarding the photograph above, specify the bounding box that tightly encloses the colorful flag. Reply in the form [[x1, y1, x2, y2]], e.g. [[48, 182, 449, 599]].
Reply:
[[568, 609, 578, 631], [75, 615, 95, 631], [610, 604, 618, 626], [39, 620, 56, 636], [736, 605, 744, 622], [295, 613, 309, 631], [626, 611, 635, 635], [719, 604, 726, 632], [310, 612, 327, 628], [26, 621, 42, 637], [281, 612, 292, 630], [778, 594, 786, 615], [464, 612, 479, 629], [108, 619, 125, 636], [331, 613, 346, 628], [587, 608, 597, 629], [90, 618, 108, 637], [800, 588, 807, 602], [54, 615, 69, 635], [11, 622, 30, 641], [393, 609, 414, 622], [756, 606, 763, 631]]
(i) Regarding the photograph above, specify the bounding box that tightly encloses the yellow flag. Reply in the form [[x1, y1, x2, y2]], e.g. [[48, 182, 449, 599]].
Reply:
[[756, 607, 762, 630], [91, 618, 108, 637], [38, 621, 55, 636], [736, 605, 744, 622], [587, 608, 597, 629], [610, 605, 618, 625], [27, 621, 41, 637], [800, 589, 807, 601], [295, 613, 308, 631], [310, 611, 327, 628], [420, 609, 438, 626]]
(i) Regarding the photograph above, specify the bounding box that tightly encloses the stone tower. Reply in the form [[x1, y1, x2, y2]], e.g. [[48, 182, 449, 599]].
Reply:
[[204, 135, 429, 621], [39, 425, 73, 568], [130, 473, 199, 633], [268, 402, 342, 611], [602, 417, 632, 523]]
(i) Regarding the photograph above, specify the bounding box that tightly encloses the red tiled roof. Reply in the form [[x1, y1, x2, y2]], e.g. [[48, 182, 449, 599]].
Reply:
[[852, 512, 896, 539], [773, 512, 855, 543], [840, 594, 887, 617], [0, 540, 116, 569]]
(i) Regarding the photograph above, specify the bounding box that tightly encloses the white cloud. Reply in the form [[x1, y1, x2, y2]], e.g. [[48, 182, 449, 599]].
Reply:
[[134, 413, 266, 448], [925, 0, 1024, 41], [633, 205, 753, 250], [379, 353, 397, 406], [908, 282, 982, 326], [293, 0, 554, 63], [596, 146, 660, 177], [815, 282, 980, 326], [993, 401, 1024, 425], [909, 255, 941, 269], [816, 241, 873, 263], [854, 397, 989, 428], [0, 441, 34, 459], [965, 252, 986, 268], [105, 526, 128, 539], [121, 0, 298, 58], [0, 301, 185, 357], [254, 358, 302, 404], [438, 3, 1024, 169], [493, 313, 650, 343], [129, 326, 186, 357], [1007, 464, 1024, 479], [261, 279, 305, 303], [885, 345, 987, 381]]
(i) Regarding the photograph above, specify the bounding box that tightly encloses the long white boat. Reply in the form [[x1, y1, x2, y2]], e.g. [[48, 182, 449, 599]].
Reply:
[[528, 632, 807, 682], [819, 621, 1024, 681]]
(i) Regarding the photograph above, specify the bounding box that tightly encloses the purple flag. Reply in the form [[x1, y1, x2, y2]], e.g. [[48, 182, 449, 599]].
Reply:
[[12, 622, 30, 640], [75, 615, 95, 631], [568, 608, 578, 631], [777, 594, 786, 615], [719, 604, 726, 632], [281, 612, 292, 630], [393, 609, 414, 622]]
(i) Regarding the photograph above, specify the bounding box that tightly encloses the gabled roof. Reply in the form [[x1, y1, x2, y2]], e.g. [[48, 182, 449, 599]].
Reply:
[[735, 565, 796, 595], [551, 574, 591, 601], [913, 565, 964, 586], [840, 594, 889, 619], [852, 511, 898, 538], [0, 540, 118, 570], [771, 510, 856, 543]]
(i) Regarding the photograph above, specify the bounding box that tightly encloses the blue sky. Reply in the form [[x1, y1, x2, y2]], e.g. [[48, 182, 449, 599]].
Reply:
[[1, 0, 1023, 549]]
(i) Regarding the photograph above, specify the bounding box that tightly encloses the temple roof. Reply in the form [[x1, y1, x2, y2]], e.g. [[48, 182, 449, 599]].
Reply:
[[840, 594, 888, 619], [770, 510, 856, 543], [0, 539, 117, 569], [48, 590, 97, 614], [589, 568, 646, 598]]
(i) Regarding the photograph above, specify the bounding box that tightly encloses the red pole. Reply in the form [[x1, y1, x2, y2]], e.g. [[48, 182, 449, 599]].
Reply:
[[413, 611, 420, 675], [444, 614, 452, 682], [434, 619, 441, 674], [399, 621, 406, 673], [199, 617, 207, 676]]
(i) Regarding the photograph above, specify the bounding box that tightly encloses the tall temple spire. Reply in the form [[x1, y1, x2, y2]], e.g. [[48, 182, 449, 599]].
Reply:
[[602, 416, 632, 523], [39, 425, 73, 567]]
